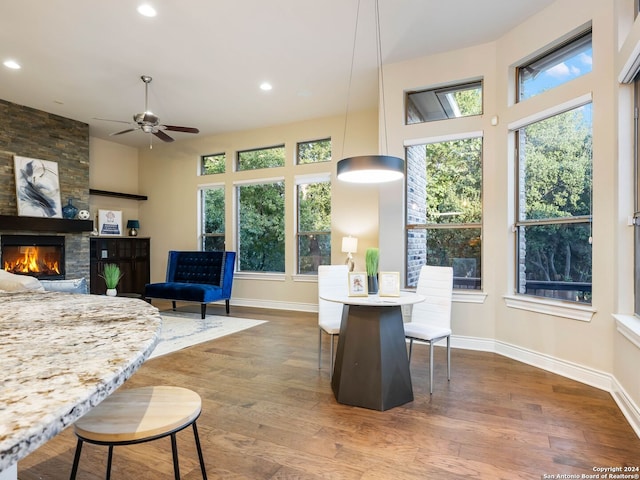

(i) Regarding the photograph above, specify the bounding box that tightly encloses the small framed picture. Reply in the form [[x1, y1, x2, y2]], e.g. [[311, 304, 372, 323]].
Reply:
[[98, 209, 123, 236], [348, 272, 368, 296], [379, 271, 400, 297]]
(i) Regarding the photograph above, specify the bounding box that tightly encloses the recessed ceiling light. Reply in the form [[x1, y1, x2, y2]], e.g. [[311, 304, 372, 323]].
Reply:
[[260, 82, 273, 91], [3, 60, 21, 70], [137, 4, 157, 17]]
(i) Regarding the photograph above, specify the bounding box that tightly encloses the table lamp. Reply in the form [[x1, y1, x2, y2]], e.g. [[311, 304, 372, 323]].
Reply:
[[126, 219, 140, 237], [341, 236, 358, 271]]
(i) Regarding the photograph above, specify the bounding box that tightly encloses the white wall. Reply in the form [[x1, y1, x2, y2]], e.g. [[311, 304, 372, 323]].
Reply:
[[89, 137, 141, 232]]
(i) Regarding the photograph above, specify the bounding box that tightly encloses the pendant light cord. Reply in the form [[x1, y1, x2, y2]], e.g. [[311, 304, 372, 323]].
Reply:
[[340, 0, 390, 159], [340, 0, 361, 160], [375, 0, 391, 156]]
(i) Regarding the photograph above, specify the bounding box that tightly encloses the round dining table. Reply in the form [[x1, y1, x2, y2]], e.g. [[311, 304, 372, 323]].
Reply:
[[319, 291, 424, 411]]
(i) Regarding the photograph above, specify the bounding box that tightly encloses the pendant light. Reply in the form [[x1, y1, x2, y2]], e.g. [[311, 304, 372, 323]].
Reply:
[[337, 0, 404, 184]]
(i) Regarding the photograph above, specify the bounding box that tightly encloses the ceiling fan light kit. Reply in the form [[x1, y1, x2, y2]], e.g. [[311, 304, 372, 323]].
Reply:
[[97, 75, 199, 148]]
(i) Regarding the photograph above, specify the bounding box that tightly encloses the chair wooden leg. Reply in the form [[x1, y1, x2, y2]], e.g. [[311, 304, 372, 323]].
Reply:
[[318, 328, 322, 370], [225, 299, 230, 314], [429, 341, 434, 395], [200, 303, 206, 319], [172, 301, 177, 311]]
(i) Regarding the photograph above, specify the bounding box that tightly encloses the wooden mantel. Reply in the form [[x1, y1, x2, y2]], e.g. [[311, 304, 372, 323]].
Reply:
[[0, 215, 93, 233]]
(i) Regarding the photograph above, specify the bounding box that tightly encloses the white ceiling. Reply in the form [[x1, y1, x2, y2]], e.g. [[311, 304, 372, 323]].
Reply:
[[0, 0, 555, 148]]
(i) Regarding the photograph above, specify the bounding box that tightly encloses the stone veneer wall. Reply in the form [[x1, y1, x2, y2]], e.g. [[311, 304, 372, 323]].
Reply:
[[406, 144, 427, 287], [0, 99, 91, 280]]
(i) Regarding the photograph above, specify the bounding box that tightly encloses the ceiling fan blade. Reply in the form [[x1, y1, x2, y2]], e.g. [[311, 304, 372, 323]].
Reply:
[[110, 128, 138, 136], [153, 130, 174, 142], [163, 125, 200, 134], [94, 117, 132, 125]]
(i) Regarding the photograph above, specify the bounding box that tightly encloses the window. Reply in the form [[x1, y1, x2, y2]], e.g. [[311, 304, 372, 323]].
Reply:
[[237, 145, 285, 171], [237, 181, 285, 272], [514, 103, 592, 303], [201, 153, 225, 175], [297, 178, 331, 274], [517, 30, 592, 102], [406, 136, 482, 289], [200, 187, 225, 251], [297, 138, 331, 165], [405, 80, 482, 125]]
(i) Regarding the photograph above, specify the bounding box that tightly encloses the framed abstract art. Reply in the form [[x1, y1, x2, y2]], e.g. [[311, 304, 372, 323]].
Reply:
[[14, 156, 62, 218]]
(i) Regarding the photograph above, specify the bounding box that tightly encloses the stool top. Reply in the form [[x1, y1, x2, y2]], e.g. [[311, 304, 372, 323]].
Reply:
[[74, 386, 202, 443]]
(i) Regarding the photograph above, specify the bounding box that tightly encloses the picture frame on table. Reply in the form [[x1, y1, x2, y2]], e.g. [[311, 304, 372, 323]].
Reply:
[[379, 271, 400, 297], [348, 272, 368, 297], [98, 209, 123, 236]]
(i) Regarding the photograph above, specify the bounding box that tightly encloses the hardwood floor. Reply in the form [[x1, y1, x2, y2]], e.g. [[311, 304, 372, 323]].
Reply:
[[18, 304, 640, 479]]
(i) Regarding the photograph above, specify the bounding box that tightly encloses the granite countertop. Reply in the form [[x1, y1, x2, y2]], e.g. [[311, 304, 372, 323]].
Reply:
[[0, 291, 162, 472]]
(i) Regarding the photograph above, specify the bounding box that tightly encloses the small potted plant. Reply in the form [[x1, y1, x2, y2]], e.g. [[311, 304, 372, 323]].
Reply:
[[365, 247, 379, 294], [100, 263, 123, 296]]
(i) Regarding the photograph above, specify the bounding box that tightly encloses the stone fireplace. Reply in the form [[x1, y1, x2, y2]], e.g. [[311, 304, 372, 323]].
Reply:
[[0, 99, 92, 283]]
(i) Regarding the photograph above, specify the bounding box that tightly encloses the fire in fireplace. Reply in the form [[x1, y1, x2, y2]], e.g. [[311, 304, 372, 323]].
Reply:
[[1, 235, 65, 279]]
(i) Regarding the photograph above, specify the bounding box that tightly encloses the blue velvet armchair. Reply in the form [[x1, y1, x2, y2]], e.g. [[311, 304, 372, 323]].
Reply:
[[144, 251, 236, 319]]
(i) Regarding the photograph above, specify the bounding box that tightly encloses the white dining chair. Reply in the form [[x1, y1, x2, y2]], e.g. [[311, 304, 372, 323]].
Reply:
[[317, 264, 349, 378], [403, 265, 453, 394]]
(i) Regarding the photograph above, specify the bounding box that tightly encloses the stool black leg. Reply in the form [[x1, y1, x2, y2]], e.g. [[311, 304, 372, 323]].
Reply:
[[106, 445, 114, 480], [192, 421, 208, 479], [170, 433, 180, 480], [69, 439, 83, 480]]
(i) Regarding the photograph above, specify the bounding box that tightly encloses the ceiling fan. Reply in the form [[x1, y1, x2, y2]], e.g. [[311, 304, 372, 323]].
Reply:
[[97, 75, 199, 146]]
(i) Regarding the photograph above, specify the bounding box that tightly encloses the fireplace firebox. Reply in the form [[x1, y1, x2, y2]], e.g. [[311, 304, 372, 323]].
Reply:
[[1, 234, 65, 279]]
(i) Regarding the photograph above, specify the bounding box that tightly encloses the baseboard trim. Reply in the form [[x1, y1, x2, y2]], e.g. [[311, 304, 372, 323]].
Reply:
[[230, 298, 317, 313], [452, 335, 640, 438]]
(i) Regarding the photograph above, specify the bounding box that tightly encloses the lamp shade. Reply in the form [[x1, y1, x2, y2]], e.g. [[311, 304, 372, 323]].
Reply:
[[337, 155, 404, 184], [126, 220, 140, 229], [341, 236, 358, 254]]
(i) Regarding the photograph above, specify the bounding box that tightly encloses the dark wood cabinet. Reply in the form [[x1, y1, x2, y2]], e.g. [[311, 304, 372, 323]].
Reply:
[[90, 237, 150, 295]]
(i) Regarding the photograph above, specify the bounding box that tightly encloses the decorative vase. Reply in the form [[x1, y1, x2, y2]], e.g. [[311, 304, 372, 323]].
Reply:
[[368, 275, 379, 294], [62, 198, 78, 219], [106, 288, 117, 297]]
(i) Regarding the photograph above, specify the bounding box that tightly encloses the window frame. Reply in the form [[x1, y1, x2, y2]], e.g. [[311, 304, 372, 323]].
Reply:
[[296, 138, 332, 165], [200, 152, 226, 176], [516, 28, 592, 102], [198, 184, 226, 251], [236, 144, 285, 171], [405, 132, 483, 290], [511, 97, 593, 304], [295, 173, 331, 275], [235, 177, 286, 274], [405, 79, 483, 125]]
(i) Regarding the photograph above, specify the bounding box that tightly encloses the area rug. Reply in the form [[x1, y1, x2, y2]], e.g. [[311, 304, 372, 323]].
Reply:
[[149, 311, 267, 359]]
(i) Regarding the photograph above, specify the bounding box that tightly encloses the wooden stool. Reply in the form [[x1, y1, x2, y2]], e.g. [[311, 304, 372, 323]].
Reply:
[[70, 386, 207, 480]]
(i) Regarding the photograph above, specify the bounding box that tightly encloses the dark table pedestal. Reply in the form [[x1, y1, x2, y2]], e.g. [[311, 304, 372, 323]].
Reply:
[[331, 304, 413, 411]]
